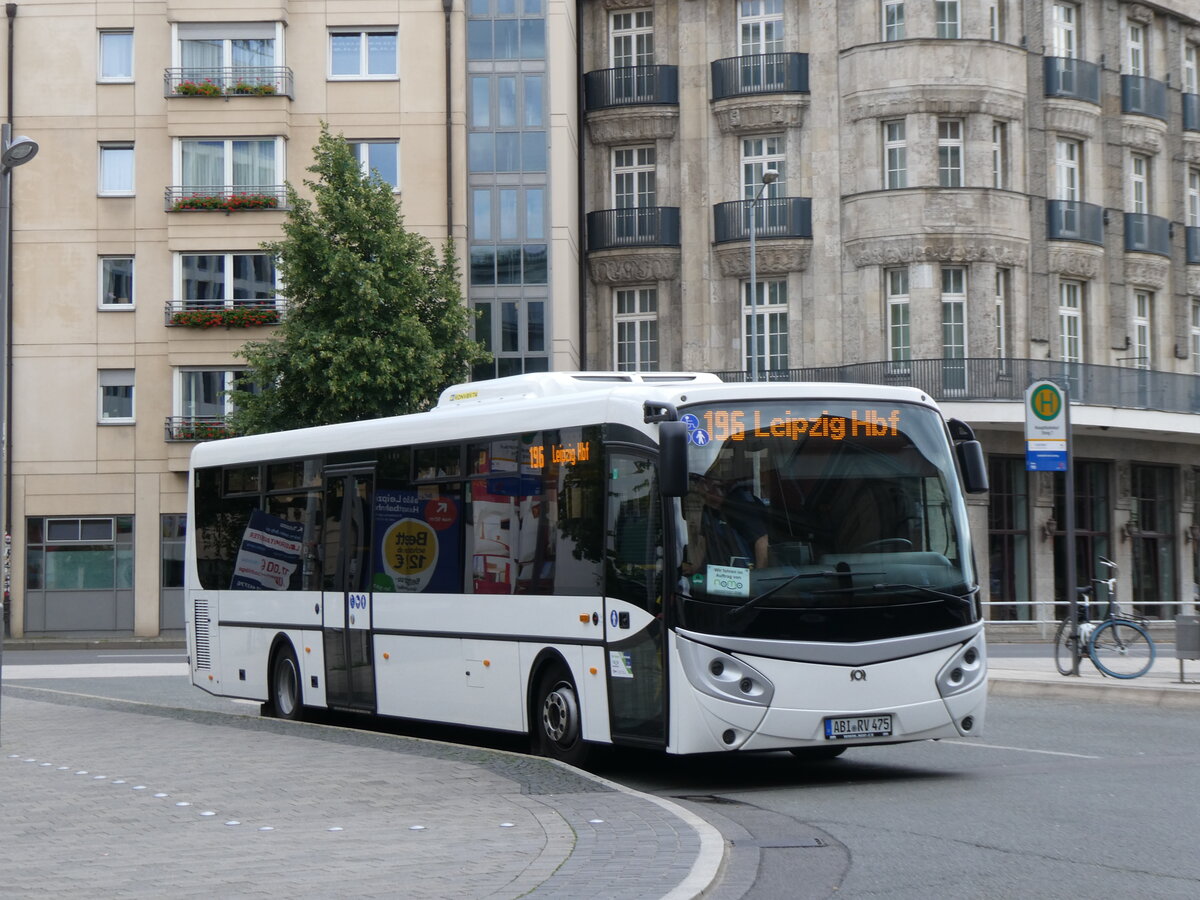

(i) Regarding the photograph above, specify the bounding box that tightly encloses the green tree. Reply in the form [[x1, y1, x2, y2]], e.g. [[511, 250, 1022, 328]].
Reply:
[[228, 126, 487, 434]]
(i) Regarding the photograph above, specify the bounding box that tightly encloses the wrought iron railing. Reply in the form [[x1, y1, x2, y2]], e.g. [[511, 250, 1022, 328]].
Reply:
[[1124, 212, 1171, 256], [587, 207, 680, 251], [1046, 200, 1104, 245], [710, 53, 809, 100], [163, 299, 283, 327], [1186, 93, 1200, 132], [164, 67, 294, 98], [713, 197, 812, 243], [165, 416, 230, 442], [1121, 74, 1168, 120], [1043, 56, 1101, 105], [715, 357, 1200, 415], [583, 65, 679, 110], [164, 185, 287, 212]]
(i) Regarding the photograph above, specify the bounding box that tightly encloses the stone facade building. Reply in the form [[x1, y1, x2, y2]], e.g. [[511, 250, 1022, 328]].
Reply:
[[2, 0, 1199, 636]]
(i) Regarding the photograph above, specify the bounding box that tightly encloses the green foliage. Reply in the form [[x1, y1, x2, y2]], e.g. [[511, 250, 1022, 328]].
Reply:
[[228, 125, 487, 434]]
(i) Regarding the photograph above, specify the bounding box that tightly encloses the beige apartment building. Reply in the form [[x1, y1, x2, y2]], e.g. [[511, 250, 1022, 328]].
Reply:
[[3, 0, 1200, 637]]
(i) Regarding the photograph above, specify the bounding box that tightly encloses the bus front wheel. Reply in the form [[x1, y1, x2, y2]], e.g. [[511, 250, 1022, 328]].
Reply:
[[534, 666, 590, 767], [269, 645, 303, 721]]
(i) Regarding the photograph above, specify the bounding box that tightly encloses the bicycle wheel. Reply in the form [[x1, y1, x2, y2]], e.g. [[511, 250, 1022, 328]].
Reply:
[[1053, 617, 1079, 676], [1088, 619, 1155, 679]]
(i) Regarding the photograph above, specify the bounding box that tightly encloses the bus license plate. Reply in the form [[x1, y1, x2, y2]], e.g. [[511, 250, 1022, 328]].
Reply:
[[825, 714, 893, 740]]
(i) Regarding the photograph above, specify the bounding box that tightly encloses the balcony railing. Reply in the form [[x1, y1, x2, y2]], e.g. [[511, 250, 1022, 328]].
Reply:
[[164, 186, 287, 213], [587, 207, 680, 252], [712, 197, 812, 243], [715, 358, 1200, 415], [164, 299, 283, 327], [1121, 74, 1168, 121], [1046, 200, 1104, 245], [165, 416, 230, 442], [1043, 57, 1101, 105], [1185, 93, 1200, 132], [1124, 212, 1171, 256], [1188, 226, 1200, 265], [583, 65, 678, 111], [710, 53, 809, 101], [164, 67, 294, 98]]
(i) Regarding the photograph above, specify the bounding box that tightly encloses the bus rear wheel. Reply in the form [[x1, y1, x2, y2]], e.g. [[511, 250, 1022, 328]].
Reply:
[[534, 666, 590, 767], [269, 645, 303, 721]]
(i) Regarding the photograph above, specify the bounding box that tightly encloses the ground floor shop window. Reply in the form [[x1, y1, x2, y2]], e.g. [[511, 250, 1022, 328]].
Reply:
[[161, 515, 186, 630], [987, 456, 1030, 620], [1050, 460, 1111, 612], [1129, 464, 1175, 618], [25, 516, 134, 632]]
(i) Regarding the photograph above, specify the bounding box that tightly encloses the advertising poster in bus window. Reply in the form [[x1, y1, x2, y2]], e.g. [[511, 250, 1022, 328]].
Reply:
[[230, 509, 305, 590], [374, 489, 461, 592], [470, 435, 551, 594]]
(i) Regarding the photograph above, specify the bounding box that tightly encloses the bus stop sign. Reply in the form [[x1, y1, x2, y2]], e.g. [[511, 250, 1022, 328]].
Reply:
[[1024, 380, 1067, 471]]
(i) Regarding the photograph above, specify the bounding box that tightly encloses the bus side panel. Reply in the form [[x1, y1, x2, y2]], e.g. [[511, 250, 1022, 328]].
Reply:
[[299, 630, 327, 709], [188, 590, 221, 694], [215, 623, 279, 702], [517, 643, 611, 744]]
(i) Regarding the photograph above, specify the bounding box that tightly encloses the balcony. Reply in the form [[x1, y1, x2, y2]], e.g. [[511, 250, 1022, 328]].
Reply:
[[1121, 75, 1168, 121], [584, 66, 678, 111], [713, 197, 812, 243], [164, 67, 294, 99], [164, 186, 287, 213], [1043, 57, 1101, 105], [164, 299, 282, 327], [1124, 213, 1171, 256], [586, 207, 680, 252], [715, 358, 1200, 414], [711, 53, 808, 101], [1185, 93, 1200, 132], [1188, 226, 1200, 265], [165, 416, 230, 442], [1046, 200, 1103, 245]]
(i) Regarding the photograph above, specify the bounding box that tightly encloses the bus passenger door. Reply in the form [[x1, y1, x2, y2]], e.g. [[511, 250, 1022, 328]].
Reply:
[[322, 469, 376, 712], [604, 451, 666, 748]]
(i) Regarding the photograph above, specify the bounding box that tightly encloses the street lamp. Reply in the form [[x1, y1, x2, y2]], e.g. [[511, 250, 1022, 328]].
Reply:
[[747, 168, 777, 383]]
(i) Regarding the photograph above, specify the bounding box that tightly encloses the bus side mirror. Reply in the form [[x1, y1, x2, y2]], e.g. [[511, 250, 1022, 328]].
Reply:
[[956, 440, 989, 494], [659, 421, 690, 498]]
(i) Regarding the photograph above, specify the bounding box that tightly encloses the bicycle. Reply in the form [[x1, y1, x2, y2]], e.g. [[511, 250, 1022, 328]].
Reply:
[[1053, 556, 1156, 679]]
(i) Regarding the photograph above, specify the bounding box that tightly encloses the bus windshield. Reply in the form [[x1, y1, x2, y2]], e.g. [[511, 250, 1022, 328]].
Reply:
[[675, 400, 978, 643]]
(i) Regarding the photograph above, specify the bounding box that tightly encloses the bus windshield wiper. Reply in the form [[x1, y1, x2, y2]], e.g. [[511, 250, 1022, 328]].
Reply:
[[866, 582, 978, 606], [728, 569, 884, 619]]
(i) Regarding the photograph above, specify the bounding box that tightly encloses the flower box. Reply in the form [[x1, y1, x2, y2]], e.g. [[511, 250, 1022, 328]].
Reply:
[[174, 80, 223, 97], [228, 82, 278, 96], [171, 193, 280, 212], [169, 307, 280, 328]]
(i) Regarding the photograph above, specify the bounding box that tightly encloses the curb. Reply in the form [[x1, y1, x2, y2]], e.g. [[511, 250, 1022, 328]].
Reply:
[[988, 674, 1200, 710]]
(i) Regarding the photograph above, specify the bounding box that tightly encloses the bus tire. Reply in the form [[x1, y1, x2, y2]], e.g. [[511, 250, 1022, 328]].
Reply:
[[269, 644, 304, 721], [533, 666, 590, 767]]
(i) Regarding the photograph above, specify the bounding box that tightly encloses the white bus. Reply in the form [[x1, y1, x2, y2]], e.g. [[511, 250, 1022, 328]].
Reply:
[[186, 372, 989, 763]]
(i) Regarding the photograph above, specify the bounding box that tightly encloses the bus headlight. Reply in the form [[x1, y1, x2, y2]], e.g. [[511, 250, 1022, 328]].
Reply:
[[678, 638, 774, 707], [936, 634, 987, 698]]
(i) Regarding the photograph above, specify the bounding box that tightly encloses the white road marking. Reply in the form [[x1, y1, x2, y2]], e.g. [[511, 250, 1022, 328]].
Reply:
[[2, 663, 189, 679], [942, 739, 1101, 759]]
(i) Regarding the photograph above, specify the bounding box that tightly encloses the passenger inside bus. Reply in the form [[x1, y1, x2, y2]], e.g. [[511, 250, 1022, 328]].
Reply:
[[684, 474, 769, 571]]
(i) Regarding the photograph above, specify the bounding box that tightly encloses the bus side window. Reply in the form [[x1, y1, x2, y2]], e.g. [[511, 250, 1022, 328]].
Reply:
[[606, 453, 662, 614]]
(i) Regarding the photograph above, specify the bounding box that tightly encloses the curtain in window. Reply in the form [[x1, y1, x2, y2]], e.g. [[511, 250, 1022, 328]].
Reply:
[[232, 39, 274, 68], [181, 372, 227, 418], [182, 141, 224, 188], [232, 140, 275, 188], [181, 40, 222, 80]]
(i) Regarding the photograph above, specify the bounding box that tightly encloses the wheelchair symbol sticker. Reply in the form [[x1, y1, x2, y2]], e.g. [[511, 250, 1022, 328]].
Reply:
[[680, 414, 700, 432]]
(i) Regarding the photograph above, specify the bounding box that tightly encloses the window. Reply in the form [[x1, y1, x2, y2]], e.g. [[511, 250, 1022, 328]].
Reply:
[[178, 24, 276, 77], [329, 29, 397, 78], [882, 1, 905, 41], [100, 257, 134, 308], [992, 121, 1009, 189], [886, 268, 911, 367], [99, 30, 133, 81], [1054, 138, 1080, 201], [1050, 3, 1077, 58], [1129, 153, 1149, 213], [467, 5, 545, 61], [743, 279, 788, 375], [1127, 22, 1145, 77], [935, 1, 960, 39], [1132, 291, 1151, 369], [178, 138, 279, 190], [995, 268, 1010, 360], [941, 268, 966, 391], [612, 146, 656, 240], [1058, 280, 1083, 363], [161, 515, 187, 592], [349, 141, 400, 190], [739, 1, 783, 57], [988, 4, 1003, 41], [614, 288, 659, 371], [1191, 299, 1200, 375], [1186, 44, 1199, 95], [26, 516, 133, 593], [176, 369, 254, 425], [99, 144, 134, 195], [937, 119, 963, 187], [883, 120, 907, 189], [98, 370, 135, 423], [987, 457, 1031, 621], [1188, 169, 1200, 227], [742, 135, 785, 230], [610, 10, 653, 67], [179, 253, 277, 307]]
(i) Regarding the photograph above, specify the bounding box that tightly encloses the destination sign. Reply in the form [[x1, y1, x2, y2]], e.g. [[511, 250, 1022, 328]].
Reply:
[[700, 409, 902, 443], [527, 440, 592, 468]]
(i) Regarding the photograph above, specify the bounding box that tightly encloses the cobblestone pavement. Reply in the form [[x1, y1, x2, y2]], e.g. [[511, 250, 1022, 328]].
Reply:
[[0, 686, 722, 899]]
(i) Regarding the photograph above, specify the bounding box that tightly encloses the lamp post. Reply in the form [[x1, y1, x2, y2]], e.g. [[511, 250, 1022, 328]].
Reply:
[[0, 124, 37, 686], [747, 168, 777, 383]]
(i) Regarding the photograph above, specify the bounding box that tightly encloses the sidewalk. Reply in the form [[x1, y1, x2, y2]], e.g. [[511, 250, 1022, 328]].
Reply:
[[988, 647, 1200, 709], [0, 685, 722, 899]]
